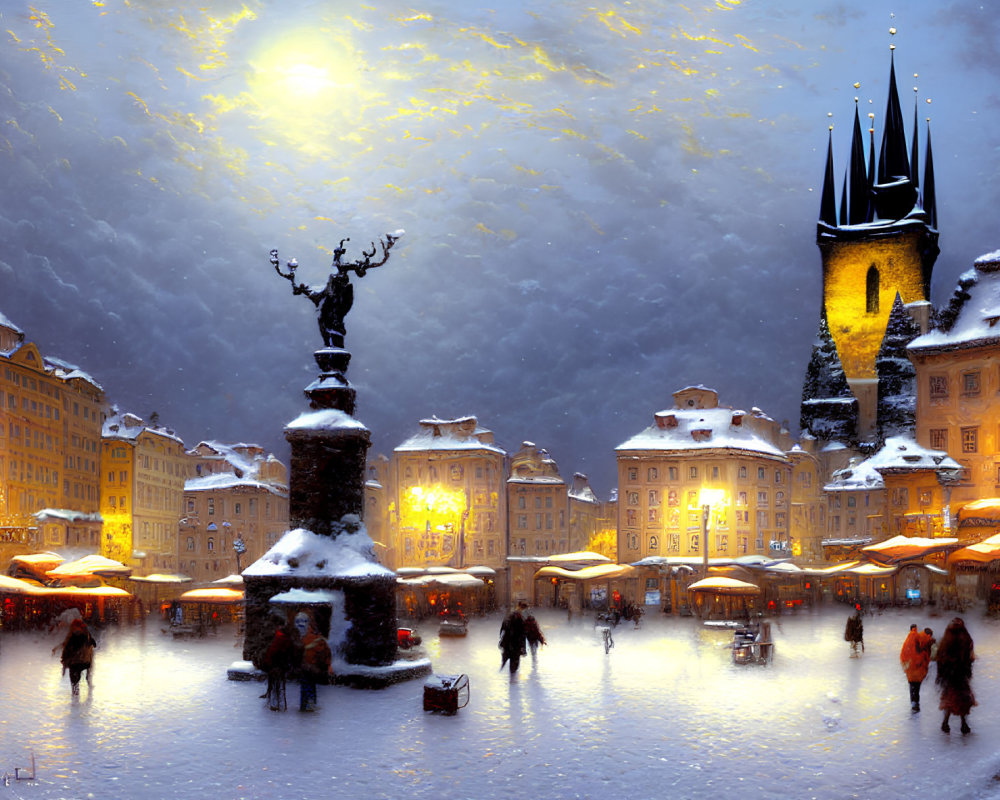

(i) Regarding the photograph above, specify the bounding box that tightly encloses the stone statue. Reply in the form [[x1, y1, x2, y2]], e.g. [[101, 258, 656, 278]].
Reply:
[[271, 230, 404, 349]]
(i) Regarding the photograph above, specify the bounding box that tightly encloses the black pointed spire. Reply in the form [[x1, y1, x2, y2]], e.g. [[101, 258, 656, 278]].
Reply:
[[866, 125, 877, 222], [923, 122, 937, 229], [878, 51, 911, 183], [910, 88, 920, 192], [839, 171, 848, 225], [848, 104, 869, 224], [819, 128, 837, 226]]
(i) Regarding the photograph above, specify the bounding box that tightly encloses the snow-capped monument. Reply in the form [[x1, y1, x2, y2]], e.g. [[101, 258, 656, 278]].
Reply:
[[240, 231, 426, 687]]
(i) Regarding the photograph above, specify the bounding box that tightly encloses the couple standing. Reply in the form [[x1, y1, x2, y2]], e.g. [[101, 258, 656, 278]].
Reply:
[[499, 602, 546, 675], [901, 617, 975, 734]]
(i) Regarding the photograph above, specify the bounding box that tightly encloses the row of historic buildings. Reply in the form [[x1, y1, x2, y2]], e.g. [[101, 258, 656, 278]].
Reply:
[[0, 311, 290, 583], [4, 47, 999, 606]]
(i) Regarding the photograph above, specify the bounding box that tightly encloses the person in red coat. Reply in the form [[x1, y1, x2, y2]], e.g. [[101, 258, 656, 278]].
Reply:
[[899, 623, 934, 712]]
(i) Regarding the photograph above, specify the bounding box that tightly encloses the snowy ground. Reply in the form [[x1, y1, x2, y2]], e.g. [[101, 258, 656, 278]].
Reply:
[[3, 604, 1000, 800]]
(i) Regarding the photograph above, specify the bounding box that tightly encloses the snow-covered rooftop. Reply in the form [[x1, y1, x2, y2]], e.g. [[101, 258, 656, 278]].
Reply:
[[824, 436, 961, 492], [395, 416, 506, 455], [103, 410, 185, 446], [185, 472, 287, 494], [616, 405, 786, 459], [910, 253, 1000, 352]]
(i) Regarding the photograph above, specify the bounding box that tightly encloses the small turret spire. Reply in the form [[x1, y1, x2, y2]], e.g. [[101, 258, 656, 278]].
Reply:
[[910, 78, 920, 192], [923, 121, 937, 229], [866, 118, 876, 221], [819, 127, 837, 226], [848, 101, 869, 224]]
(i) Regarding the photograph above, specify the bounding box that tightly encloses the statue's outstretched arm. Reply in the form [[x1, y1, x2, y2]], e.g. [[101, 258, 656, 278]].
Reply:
[[270, 249, 315, 299]]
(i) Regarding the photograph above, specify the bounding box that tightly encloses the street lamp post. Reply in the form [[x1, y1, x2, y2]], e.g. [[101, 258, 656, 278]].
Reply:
[[699, 488, 726, 577]]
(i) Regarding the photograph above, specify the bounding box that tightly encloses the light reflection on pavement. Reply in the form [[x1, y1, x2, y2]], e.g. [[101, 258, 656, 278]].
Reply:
[[2, 605, 1000, 800]]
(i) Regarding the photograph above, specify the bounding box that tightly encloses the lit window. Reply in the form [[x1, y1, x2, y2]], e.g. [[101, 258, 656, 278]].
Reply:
[[930, 429, 948, 451], [962, 427, 979, 454]]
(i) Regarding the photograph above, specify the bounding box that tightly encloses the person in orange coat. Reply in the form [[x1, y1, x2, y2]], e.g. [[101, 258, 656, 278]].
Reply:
[[900, 623, 934, 712]]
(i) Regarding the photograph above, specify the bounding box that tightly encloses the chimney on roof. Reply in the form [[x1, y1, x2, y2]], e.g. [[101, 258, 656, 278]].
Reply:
[[655, 413, 678, 429]]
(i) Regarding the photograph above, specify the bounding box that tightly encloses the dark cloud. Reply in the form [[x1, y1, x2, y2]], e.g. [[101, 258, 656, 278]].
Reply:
[[1, 0, 998, 497]]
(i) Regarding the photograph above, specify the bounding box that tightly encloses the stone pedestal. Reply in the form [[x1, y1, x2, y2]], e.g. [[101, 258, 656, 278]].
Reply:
[[240, 344, 420, 686]]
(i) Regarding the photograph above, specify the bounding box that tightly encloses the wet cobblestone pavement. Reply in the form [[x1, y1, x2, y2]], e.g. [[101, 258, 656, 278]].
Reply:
[[3, 604, 1000, 799]]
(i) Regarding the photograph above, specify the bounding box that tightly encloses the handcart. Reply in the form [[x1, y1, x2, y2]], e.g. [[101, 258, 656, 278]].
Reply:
[[732, 620, 773, 665], [423, 673, 470, 714]]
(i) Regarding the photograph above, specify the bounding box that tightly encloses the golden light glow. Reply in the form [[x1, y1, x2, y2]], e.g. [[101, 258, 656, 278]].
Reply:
[[699, 487, 727, 507], [399, 485, 466, 529], [245, 31, 375, 154]]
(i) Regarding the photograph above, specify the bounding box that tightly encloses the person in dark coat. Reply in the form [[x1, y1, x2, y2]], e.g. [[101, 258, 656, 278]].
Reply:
[[499, 602, 528, 675], [844, 608, 864, 656], [524, 609, 546, 658], [56, 618, 96, 696], [261, 619, 299, 711], [936, 617, 976, 734]]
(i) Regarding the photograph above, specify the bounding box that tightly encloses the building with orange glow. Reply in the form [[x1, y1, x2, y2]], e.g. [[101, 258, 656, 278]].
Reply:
[[804, 50, 937, 441], [616, 386, 793, 564], [507, 441, 567, 558], [181, 442, 289, 582], [0, 313, 105, 552], [786, 444, 826, 562], [568, 472, 613, 556], [824, 436, 961, 549], [101, 411, 190, 573], [909, 251, 1000, 513], [389, 416, 507, 573]]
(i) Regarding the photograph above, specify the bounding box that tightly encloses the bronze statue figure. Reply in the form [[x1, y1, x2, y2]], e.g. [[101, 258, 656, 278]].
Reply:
[[271, 230, 404, 349]]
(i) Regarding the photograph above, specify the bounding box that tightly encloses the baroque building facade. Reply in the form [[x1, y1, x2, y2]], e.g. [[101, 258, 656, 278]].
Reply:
[[0, 312, 105, 552], [388, 416, 508, 572], [101, 410, 190, 572], [909, 251, 1000, 517], [180, 442, 289, 583], [616, 386, 794, 563], [507, 441, 567, 558]]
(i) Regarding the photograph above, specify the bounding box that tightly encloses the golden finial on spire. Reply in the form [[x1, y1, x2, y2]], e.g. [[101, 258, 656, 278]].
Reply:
[[853, 81, 861, 89], [890, 44, 896, 51], [889, 27, 897, 35]]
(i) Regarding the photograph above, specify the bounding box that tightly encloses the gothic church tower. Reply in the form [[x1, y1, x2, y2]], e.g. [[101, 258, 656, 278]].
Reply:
[[806, 44, 939, 442]]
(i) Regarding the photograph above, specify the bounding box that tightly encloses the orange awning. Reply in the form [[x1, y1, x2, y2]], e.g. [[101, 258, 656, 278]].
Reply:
[[686, 576, 760, 595], [861, 535, 958, 564]]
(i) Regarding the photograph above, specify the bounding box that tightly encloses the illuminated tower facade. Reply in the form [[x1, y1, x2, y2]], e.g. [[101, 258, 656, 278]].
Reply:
[[807, 47, 939, 441]]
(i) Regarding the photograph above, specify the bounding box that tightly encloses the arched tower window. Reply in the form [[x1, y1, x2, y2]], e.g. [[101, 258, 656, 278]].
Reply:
[[866, 266, 879, 313]]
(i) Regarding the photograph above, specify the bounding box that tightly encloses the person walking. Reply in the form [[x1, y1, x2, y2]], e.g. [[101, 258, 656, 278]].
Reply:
[[524, 609, 546, 659], [499, 602, 528, 676], [295, 612, 332, 712], [844, 607, 864, 657], [935, 617, 976, 734], [55, 617, 96, 696], [900, 623, 934, 712]]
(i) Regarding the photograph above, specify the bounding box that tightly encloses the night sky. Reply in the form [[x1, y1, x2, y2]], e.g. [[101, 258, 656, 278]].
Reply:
[[2, 1, 998, 497]]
